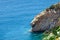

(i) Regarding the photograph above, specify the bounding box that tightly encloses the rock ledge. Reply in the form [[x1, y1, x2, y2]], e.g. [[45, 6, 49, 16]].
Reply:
[[31, 3, 60, 32]]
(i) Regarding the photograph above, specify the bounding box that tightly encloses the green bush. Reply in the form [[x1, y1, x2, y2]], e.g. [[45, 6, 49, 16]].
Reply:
[[42, 26, 60, 40]]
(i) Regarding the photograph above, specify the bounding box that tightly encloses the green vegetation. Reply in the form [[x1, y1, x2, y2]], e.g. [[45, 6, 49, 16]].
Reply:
[[42, 26, 60, 40]]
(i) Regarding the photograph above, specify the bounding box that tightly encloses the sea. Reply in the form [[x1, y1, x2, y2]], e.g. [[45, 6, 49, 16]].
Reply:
[[0, 0, 60, 40]]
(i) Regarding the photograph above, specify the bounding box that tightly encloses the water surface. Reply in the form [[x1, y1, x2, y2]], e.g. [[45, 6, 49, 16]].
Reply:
[[0, 0, 60, 40]]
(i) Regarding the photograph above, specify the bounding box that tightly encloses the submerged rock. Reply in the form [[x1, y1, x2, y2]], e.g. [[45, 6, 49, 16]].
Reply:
[[31, 3, 60, 32]]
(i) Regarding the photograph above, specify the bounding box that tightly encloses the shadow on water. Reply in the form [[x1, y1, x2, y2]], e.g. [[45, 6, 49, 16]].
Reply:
[[29, 31, 44, 40]]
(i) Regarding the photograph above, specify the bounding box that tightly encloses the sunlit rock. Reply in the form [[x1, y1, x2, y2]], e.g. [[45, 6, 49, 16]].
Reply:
[[31, 3, 60, 32]]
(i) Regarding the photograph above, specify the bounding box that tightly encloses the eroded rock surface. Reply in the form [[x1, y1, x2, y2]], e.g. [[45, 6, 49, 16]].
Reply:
[[31, 3, 60, 32]]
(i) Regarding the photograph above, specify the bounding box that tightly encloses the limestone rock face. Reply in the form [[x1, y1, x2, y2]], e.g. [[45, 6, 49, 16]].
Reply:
[[31, 3, 60, 32]]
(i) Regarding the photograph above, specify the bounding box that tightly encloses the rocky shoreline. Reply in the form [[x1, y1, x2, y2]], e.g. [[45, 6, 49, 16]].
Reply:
[[31, 3, 60, 32]]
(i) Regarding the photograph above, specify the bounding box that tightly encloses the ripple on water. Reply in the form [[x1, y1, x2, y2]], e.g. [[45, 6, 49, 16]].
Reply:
[[0, 0, 60, 40]]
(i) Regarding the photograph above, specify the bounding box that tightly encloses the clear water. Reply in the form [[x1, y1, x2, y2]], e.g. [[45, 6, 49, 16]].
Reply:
[[0, 0, 60, 40]]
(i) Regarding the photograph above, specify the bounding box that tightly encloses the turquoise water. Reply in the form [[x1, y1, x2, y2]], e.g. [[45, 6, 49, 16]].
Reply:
[[0, 0, 60, 40]]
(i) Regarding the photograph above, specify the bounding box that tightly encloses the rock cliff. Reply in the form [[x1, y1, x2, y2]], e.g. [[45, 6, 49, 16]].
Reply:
[[31, 3, 60, 32]]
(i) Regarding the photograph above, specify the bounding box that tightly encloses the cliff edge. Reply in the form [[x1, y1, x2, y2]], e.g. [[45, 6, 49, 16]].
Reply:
[[31, 3, 60, 32]]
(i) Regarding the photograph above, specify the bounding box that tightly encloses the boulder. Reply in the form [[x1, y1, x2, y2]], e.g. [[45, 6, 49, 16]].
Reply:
[[31, 3, 60, 32]]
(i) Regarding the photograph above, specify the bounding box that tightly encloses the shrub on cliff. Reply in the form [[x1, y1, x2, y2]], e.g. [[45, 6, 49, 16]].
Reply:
[[42, 26, 60, 40]]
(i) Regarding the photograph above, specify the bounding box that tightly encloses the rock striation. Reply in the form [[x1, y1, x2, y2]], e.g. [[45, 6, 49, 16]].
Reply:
[[31, 3, 60, 32]]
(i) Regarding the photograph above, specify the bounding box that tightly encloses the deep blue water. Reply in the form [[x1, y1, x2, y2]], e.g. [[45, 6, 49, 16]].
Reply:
[[0, 0, 60, 40]]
